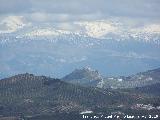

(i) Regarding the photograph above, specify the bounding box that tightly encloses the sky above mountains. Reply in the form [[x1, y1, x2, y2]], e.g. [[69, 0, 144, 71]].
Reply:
[[0, 0, 160, 16], [0, 0, 160, 22]]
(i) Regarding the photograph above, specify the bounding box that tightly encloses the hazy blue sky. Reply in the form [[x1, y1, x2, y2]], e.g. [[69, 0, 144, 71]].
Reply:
[[0, 0, 160, 22]]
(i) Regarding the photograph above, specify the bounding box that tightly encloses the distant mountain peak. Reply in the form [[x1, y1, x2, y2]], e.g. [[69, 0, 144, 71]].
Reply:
[[82, 66, 98, 73], [83, 66, 97, 71], [63, 67, 101, 79], [62, 67, 103, 87]]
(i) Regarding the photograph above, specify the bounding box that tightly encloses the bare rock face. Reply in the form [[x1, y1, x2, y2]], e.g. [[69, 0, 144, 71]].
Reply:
[[62, 67, 103, 87]]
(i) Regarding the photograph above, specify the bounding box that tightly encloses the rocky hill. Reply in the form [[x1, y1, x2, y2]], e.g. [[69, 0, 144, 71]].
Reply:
[[62, 67, 103, 88], [62, 67, 160, 89]]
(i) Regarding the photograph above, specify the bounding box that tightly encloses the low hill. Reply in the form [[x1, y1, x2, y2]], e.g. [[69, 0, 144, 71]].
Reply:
[[0, 73, 160, 119]]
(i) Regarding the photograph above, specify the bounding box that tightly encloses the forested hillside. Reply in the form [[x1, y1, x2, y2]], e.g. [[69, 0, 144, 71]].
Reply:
[[0, 73, 160, 120]]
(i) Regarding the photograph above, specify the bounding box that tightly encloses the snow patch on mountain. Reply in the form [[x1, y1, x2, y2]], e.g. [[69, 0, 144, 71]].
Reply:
[[24, 28, 59, 37], [131, 24, 160, 34], [74, 21, 160, 44], [0, 16, 31, 33], [75, 20, 118, 38]]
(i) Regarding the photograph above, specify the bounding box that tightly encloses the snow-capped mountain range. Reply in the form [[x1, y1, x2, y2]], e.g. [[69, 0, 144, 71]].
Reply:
[[0, 16, 160, 79], [0, 16, 160, 45]]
